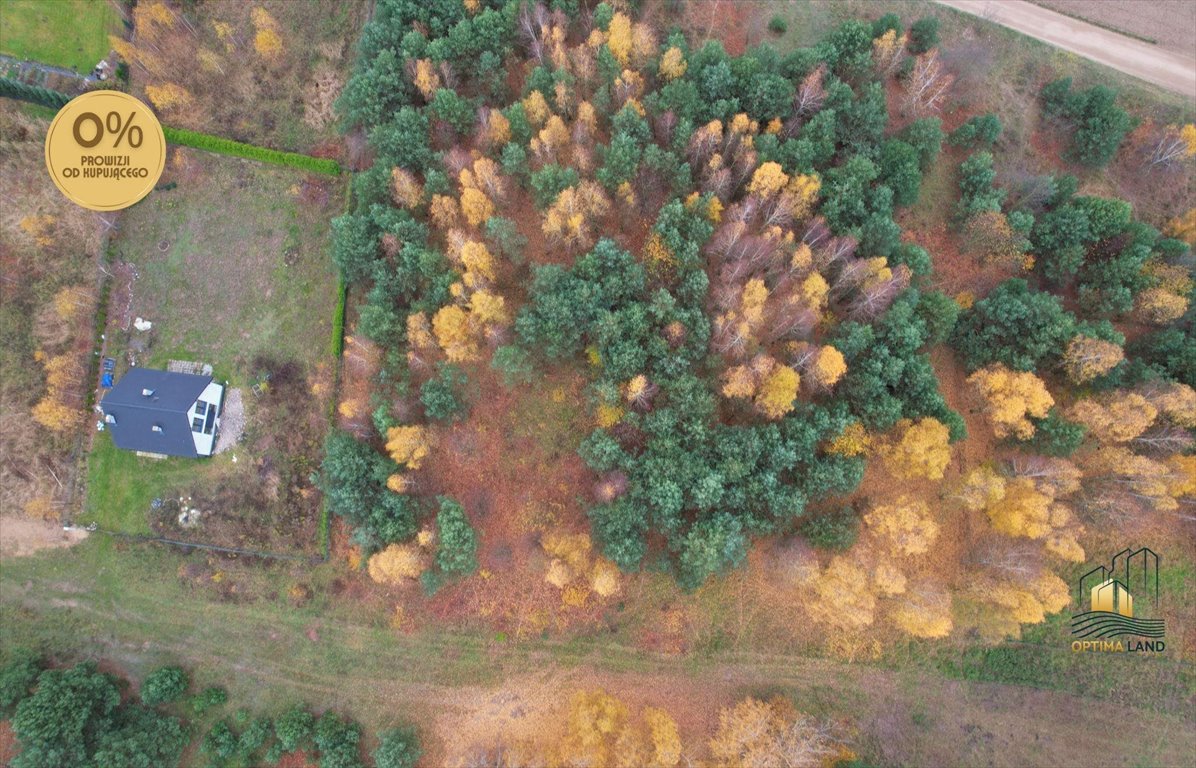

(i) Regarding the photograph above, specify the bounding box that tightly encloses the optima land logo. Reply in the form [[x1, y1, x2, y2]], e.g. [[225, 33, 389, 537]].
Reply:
[[1071, 547, 1165, 653]]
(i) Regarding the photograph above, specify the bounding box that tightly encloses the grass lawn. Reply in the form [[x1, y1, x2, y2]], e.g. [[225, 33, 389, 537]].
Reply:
[[112, 151, 343, 384], [0, 0, 121, 72], [83, 432, 230, 534], [83, 150, 344, 538]]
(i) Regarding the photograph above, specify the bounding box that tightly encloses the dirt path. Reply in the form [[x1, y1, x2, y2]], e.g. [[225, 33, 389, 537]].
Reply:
[[4, 571, 1193, 767], [0, 516, 87, 558], [935, 0, 1196, 97]]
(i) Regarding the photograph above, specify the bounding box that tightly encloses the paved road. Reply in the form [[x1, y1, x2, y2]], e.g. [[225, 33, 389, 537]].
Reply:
[[935, 0, 1196, 97]]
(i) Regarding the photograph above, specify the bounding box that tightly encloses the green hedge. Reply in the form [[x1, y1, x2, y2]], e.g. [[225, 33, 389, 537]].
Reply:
[[331, 279, 347, 358], [1, 78, 340, 175], [0, 77, 71, 109], [162, 126, 340, 175]]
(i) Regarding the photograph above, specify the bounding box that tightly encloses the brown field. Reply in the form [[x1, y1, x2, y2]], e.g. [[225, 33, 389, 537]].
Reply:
[[1033, 0, 1196, 55], [120, 0, 368, 153], [0, 107, 103, 522]]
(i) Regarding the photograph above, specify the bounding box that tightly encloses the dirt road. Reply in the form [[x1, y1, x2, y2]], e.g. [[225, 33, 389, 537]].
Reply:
[[935, 0, 1196, 97]]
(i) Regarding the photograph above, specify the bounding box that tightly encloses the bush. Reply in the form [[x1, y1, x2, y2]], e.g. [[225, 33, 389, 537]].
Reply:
[[140, 666, 189, 706], [420, 364, 469, 421], [435, 496, 479, 575], [801, 506, 859, 550], [768, 15, 788, 35], [374, 727, 422, 768], [949, 114, 1002, 147], [1038, 80, 1135, 167], [0, 652, 40, 712], [909, 17, 940, 54], [191, 685, 228, 715], [274, 705, 315, 752], [1016, 409, 1087, 456], [162, 126, 341, 175]]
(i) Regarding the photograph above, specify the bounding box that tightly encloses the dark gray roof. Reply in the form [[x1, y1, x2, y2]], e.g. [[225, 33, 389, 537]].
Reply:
[[101, 368, 211, 457]]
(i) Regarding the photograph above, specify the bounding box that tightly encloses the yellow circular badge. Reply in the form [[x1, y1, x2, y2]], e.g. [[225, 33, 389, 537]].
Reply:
[[44, 90, 166, 211]]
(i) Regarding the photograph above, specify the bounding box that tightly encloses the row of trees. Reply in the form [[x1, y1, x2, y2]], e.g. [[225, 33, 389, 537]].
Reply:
[[0, 654, 421, 768]]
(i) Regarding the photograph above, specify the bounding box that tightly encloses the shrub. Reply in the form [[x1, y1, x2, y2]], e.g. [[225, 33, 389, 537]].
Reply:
[[949, 114, 1002, 147], [274, 705, 315, 752], [374, 726, 422, 768], [768, 15, 788, 35], [140, 666, 189, 706], [435, 496, 479, 575], [191, 685, 228, 715], [801, 506, 859, 550], [1038, 80, 1135, 167], [908, 17, 940, 54], [0, 652, 40, 712], [420, 364, 468, 421]]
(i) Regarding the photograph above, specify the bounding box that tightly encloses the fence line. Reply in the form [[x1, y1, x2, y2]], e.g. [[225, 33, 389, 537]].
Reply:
[[80, 525, 323, 564]]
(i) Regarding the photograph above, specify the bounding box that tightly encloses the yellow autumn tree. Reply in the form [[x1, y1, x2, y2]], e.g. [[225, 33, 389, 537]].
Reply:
[[251, 7, 282, 62], [755, 365, 800, 420], [1147, 382, 1196, 428], [542, 182, 609, 248], [1069, 393, 1157, 443], [367, 544, 425, 584], [606, 12, 633, 66], [985, 478, 1053, 538], [865, 496, 939, 556], [522, 89, 551, 127], [881, 418, 951, 480], [807, 345, 846, 390], [558, 689, 629, 767], [432, 304, 479, 361], [710, 698, 839, 768], [872, 28, 908, 75], [391, 168, 423, 208], [429, 194, 460, 229], [1087, 446, 1182, 511], [827, 422, 871, 457], [385, 425, 432, 469], [747, 162, 790, 198], [955, 466, 1006, 511], [1061, 335, 1124, 384], [968, 571, 1070, 640], [659, 46, 687, 80], [412, 58, 440, 100], [810, 556, 876, 630], [460, 187, 494, 228], [144, 82, 193, 112], [1135, 286, 1189, 324], [967, 364, 1054, 439], [1164, 207, 1196, 246], [890, 587, 953, 638], [469, 290, 508, 326], [643, 707, 681, 768]]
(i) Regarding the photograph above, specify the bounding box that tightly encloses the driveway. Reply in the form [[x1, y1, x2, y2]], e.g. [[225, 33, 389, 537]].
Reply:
[[935, 0, 1196, 97]]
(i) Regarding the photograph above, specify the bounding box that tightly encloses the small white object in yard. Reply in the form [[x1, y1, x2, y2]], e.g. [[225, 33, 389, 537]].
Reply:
[[178, 508, 202, 528], [232, 454, 237, 463], [133, 317, 153, 331]]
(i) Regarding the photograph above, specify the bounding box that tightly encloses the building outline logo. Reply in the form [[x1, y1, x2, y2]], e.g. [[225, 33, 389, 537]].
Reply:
[[1070, 547, 1165, 649]]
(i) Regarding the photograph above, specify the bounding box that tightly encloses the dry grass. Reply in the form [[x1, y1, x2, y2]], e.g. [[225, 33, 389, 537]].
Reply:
[[0, 108, 103, 519]]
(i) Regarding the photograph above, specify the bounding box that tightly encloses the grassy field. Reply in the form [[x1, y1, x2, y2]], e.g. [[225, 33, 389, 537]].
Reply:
[[0, 0, 121, 72], [81, 150, 344, 541], [1, 538, 1192, 766], [111, 152, 342, 383], [83, 432, 228, 534]]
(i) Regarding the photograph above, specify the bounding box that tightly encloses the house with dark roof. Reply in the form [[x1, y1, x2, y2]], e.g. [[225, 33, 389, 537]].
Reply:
[[100, 368, 225, 458]]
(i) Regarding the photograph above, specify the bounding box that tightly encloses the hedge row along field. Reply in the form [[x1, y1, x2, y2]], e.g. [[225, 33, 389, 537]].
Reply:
[[0, 78, 340, 175]]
